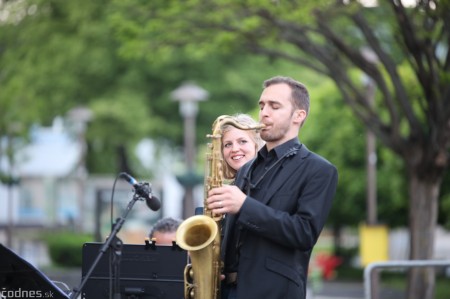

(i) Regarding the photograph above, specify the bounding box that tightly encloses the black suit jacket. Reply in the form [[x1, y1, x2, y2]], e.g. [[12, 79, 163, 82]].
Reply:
[[222, 143, 338, 299]]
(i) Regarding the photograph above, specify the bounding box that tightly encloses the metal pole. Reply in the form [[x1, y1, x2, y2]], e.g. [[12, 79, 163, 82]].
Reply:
[[365, 79, 377, 225], [359, 49, 381, 299], [364, 260, 450, 299], [362, 75, 378, 299], [183, 114, 196, 219], [6, 134, 13, 248], [171, 82, 208, 219]]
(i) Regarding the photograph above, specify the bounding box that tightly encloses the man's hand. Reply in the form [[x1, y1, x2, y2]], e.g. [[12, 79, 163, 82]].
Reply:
[[207, 185, 246, 214]]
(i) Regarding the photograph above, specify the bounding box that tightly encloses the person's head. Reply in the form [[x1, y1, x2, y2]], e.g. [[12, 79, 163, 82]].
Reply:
[[259, 76, 309, 150], [221, 114, 264, 179], [149, 217, 182, 245]]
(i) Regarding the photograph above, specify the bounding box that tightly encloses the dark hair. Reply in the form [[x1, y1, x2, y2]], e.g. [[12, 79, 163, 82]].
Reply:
[[263, 76, 310, 116], [149, 217, 182, 238]]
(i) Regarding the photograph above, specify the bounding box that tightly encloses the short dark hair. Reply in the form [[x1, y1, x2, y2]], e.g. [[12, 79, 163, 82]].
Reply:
[[263, 76, 310, 116], [149, 217, 182, 238]]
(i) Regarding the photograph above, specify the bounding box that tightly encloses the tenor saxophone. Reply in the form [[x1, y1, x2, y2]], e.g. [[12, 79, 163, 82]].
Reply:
[[176, 115, 264, 299]]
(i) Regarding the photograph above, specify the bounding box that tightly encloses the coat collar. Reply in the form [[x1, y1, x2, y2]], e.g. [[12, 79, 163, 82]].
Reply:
[[236, 140, 307, 196]]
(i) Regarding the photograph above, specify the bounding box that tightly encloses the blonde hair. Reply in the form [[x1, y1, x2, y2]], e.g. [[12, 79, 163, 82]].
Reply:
[[221, 114, 264, 180]]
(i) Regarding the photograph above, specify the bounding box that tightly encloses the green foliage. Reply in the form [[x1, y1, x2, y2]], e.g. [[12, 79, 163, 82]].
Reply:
[[108, 0, 329, 62], [439, 171, 450, 229], [302, 78, 408, 227], [1, 0, 447, 231], [1, 0, 286, 174], [335, 265, 364, 281], [376, 147, 408, 226], [42, 231, 93, 268], [1, 0, 116, 124], [302, 79, 367, 226], [85, 90, 152, 174]]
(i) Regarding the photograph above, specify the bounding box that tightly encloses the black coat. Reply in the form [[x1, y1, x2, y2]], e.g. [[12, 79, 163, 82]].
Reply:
[[222, 143, 338, 299]]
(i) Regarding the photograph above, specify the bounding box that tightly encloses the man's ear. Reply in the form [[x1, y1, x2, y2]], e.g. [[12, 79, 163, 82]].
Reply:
[[293, 109, 307, 125]]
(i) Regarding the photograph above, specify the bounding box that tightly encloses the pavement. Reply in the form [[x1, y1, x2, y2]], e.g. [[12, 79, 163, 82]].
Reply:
[[45, 268, 405, 299], [311, 280, 405, 299], [47, 268, 362, 298], [311, 281, 366, 299]]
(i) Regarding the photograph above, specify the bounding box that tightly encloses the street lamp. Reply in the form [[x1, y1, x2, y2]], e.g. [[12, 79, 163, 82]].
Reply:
[[171, 82, 208, 219], [67, 106, 93, 230]]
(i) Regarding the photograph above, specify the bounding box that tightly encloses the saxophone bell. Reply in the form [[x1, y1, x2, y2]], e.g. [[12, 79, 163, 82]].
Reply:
[[176, 215, 219, 299], [176, 215, 218, 251]]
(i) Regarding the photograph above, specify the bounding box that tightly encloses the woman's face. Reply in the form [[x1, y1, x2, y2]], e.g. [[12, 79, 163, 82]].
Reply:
[[222, 127, 257, 171]]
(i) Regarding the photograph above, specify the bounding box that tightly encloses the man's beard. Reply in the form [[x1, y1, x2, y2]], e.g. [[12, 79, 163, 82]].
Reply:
[[261, 121, 291, 143]]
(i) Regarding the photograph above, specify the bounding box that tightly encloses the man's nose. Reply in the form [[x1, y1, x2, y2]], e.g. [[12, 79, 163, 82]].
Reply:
[[260, 106, 269, 118]]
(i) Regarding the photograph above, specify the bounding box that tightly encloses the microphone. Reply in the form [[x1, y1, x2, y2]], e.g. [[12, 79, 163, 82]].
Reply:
[[120, 172, 161, 211]]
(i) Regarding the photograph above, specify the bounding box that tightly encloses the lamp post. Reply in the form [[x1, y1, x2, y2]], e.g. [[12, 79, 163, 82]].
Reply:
[[171, 82, 208, 219], [67, 106, 92, 230]]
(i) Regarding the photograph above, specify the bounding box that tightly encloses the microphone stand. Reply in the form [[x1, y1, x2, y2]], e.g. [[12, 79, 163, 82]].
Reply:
[[69, 192, 145, 299]]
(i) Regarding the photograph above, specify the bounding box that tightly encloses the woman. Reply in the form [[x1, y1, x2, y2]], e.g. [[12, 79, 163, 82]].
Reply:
[[220, 113, 264, 181], [218, 113, 264, 291]]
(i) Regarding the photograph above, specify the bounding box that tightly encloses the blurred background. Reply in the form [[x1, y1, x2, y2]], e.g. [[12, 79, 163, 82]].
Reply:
[[0, 0, 449, 298]]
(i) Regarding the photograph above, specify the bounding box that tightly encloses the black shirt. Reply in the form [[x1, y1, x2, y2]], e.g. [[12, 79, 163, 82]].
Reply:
[[248, 138, 301, 196]]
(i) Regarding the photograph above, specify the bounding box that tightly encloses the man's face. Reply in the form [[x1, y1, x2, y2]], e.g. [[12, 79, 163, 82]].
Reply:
[[258, 83, 298, 149], [152, 231, 177, 245]]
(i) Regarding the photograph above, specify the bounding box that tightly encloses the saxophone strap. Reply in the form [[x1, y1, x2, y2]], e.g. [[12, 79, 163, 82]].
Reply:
[[245, 145, 301, 194]]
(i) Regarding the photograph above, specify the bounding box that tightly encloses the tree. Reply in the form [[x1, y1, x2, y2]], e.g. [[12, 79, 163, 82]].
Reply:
[[0, 0, 270, 175], [0, 0, 138, 174], [302, 80, 409, 255], [111, 1, 449, 298]]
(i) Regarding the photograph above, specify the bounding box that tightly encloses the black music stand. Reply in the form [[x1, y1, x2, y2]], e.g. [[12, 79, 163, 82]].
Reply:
[[81, 242, 186, 299], [0, 243, 69, 299]]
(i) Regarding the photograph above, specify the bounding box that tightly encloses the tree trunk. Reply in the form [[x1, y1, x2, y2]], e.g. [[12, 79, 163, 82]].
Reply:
[[406, 174, 440, 299]]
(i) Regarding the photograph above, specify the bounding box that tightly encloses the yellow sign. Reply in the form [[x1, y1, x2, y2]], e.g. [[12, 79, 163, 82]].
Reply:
[[359, 224, 389, 266]]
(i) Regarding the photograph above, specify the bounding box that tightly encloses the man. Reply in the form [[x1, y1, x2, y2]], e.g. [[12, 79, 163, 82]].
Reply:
[[207, 76, 338, 299], [149, 217, 182, 245]]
